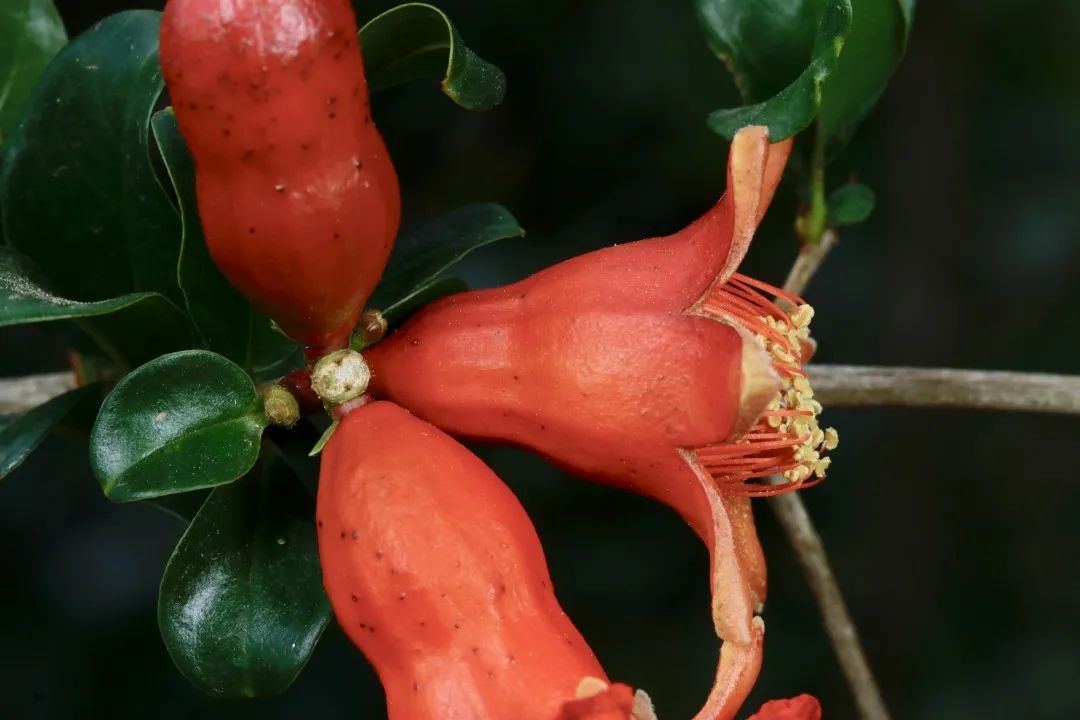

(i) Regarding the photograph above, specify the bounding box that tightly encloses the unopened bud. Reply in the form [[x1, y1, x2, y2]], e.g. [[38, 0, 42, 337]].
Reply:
[[353, 309, 388, 349], [311, 349, 371, 405], [263, 385, 300, 427]]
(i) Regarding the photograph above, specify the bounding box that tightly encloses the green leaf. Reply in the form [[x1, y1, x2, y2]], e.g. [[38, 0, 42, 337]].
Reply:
[[158, 457, 329, 697], [0, 11, 183, 305], [0, 0, 67, 143], [694, 0, 820, 102], [368, 203, 522, 314], [307, 421, 338, 457], [360, 3, 506, 110], [702, 0, 913, 143], [818, 0, 910, 140], [0, 246, 193, 367], [706, 0, 852, 141], [90, 350, 267, 502], [828, 182, 875, 225], [151, 108, 298, 371], [380, 275, 468, 330], [0, 383, 101, 479], [0, 246, 172, 327], [150, 490, 209, 524]]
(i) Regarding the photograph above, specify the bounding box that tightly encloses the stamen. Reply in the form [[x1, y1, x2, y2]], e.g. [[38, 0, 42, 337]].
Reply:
[[696, 274, 838, 496]]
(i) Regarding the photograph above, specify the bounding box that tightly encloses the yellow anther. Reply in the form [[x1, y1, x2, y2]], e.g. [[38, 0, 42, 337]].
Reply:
[[814, 457, 832, 478], [823, 427, 839, 451], [793, 374, 812, 395], [771, 344, 795, 365], [790, 304, 814, 328]]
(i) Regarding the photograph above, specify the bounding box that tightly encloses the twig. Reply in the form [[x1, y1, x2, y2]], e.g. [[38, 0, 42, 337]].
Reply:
[[782, 228, 839, 297], [0, 371, 75, 414], [808, 365, 1080, 415], [768, 492, 891, 720], [772, 224, 891, 720]]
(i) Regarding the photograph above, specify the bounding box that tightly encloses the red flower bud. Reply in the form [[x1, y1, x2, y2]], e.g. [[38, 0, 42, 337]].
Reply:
[[746, 694, 822, 720], [318, 401, 628, 719], [160, 0, 400, 350], [365, 127, 838, 719]]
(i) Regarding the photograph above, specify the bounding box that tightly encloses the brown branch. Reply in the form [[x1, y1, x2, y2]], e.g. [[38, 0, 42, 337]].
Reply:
[[808, 364, 1080, 415], [0, 371, 75, 414], [768, 491, 891, 720], [772, 227, 891, 720], [782, 229, 839, 297]]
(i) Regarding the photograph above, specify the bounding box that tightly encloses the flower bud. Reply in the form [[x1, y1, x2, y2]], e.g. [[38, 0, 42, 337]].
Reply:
[[318, 402, 624, 719]]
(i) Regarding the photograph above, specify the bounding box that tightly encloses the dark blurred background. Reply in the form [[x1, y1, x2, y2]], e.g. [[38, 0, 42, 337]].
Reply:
[[3, 1, 1079, 718]]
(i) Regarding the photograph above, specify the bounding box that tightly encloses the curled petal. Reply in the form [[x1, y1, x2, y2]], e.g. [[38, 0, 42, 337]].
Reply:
[[746, 695, 822, 720]]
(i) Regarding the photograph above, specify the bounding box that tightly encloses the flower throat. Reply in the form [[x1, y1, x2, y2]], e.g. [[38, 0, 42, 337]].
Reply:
[[697, 273, 838, 496]]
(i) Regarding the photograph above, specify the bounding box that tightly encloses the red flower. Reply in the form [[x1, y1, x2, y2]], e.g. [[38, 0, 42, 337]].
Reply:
[[365, 126, 837, 719], [746, 695, 822, 720]]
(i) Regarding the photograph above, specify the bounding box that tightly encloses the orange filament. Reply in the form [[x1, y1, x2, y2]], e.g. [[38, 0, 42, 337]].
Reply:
[[696, 273, 838, 497]]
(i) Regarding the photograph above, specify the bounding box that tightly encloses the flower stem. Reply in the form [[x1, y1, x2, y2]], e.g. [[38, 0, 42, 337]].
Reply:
[[796, 122, 830, 247]]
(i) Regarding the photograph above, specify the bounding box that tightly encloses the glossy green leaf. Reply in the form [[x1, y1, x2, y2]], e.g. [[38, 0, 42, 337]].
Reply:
[[707, 0, 851, 140], [702, 0, 913, 142], [360, 3, 506, 110], [90, 350, 267, 502], [159, 457, 329, 697], [828, 182, 875, 225], [0, 383, 101, 479], [0, 11, 183, 305], [0, 246, 193, 367], [380, 275, 468, 331], [368, 203, 522, 314], [0, 0, 67, 143], [151, 490, 209, 524], [0, 246, 173, 327], [818, 0, 909, 140], [695, 0, 820, 102], [151, 109, 298, 372]]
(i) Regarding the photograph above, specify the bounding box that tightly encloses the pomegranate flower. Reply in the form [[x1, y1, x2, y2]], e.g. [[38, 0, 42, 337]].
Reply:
[[364, 126, 837, 719]]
